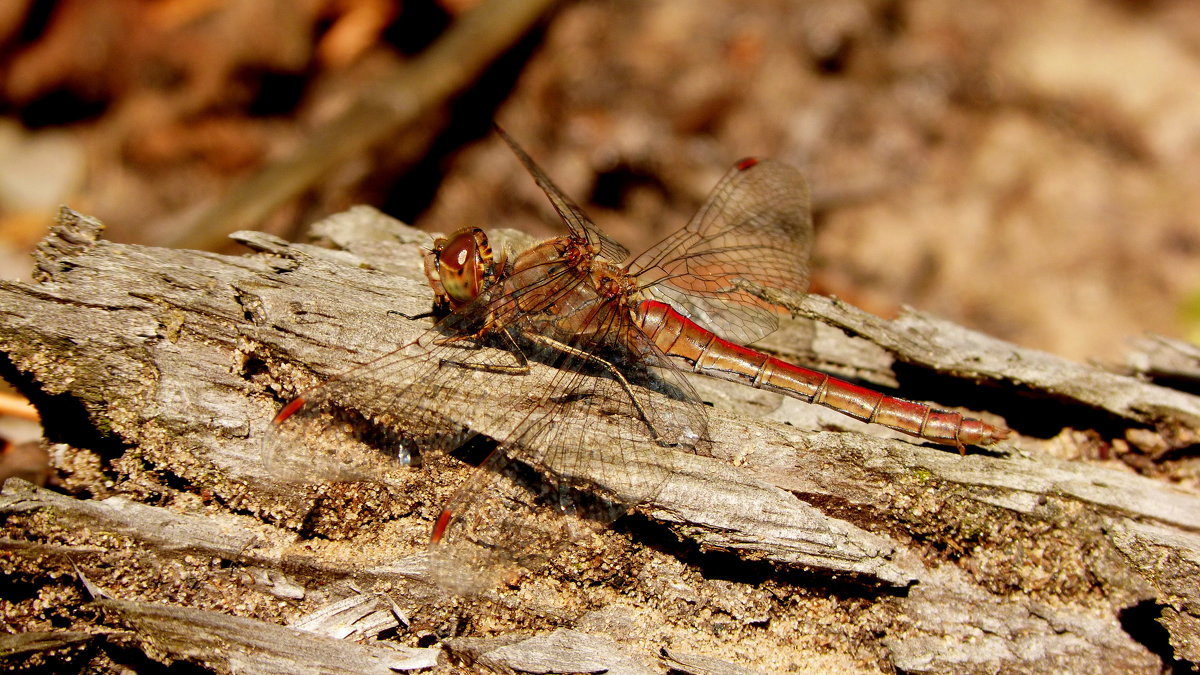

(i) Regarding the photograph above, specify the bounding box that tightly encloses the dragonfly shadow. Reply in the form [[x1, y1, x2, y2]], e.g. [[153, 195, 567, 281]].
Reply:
[[889, 361, 1127, 445], [264, 393, 473, 486], [619, 512, 913, 599], [444, 431, 499, 468]]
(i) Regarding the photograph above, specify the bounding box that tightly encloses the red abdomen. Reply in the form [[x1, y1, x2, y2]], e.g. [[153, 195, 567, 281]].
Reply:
[[632, 300, 1008, 450]]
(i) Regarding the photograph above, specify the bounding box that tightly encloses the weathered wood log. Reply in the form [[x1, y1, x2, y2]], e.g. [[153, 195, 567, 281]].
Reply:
[[1, 205, 1197, 673]]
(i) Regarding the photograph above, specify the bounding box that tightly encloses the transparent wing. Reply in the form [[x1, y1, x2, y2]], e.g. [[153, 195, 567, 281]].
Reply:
[[262, 285, 528, 488], [427, 306, 709, 593], [266, 252, 707, 594], [263, 246, 609, 487], [630, 158, 813, 345], [496, 126, 630, 264]]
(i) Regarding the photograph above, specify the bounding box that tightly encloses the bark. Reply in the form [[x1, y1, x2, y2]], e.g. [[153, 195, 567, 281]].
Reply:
[[1, 206, 1197, 673]]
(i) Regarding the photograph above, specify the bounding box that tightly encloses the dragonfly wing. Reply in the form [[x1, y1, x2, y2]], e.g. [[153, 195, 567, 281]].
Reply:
[[631, 158, 813, 345], [496, 126, 630, 264], [427, 309, 707, 593], [263, 287, 528, 487], [427, 419, 632, 595]]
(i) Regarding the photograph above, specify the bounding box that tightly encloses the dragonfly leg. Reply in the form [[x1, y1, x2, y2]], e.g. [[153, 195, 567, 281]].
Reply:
[[436, 330, 531, 375], [391, 308, 436, 321], [523, 333, 674, 447]]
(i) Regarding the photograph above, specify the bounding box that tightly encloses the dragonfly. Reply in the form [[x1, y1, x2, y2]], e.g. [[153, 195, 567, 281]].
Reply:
[[266, 128, 1009, 591]]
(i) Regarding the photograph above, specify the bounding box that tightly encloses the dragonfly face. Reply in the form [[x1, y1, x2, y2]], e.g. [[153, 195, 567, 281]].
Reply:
[[426, 225, 638, 345], [424, 227, 502, 314]]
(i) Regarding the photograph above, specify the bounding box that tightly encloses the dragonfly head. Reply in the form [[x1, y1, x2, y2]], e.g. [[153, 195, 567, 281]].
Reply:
[[424, 227, 504, 313]]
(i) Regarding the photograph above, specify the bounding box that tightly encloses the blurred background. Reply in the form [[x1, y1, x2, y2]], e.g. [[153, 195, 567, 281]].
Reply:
[[0, 0, 1198, 368]]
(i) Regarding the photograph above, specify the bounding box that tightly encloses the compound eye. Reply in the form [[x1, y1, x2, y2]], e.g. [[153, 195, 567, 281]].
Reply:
[[436, 228, 490, 305]]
